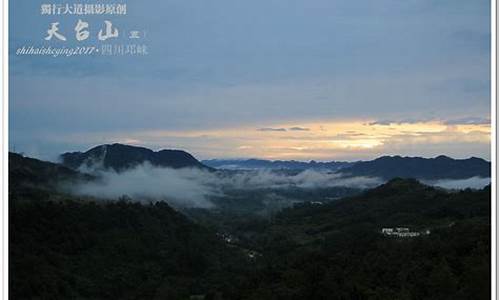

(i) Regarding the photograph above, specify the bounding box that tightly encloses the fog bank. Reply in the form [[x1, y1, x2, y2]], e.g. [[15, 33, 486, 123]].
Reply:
[[70, 164, 382, 208], [424, 177, 491, 190]]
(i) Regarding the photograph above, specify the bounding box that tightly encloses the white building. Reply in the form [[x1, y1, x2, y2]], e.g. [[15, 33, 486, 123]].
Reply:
[[381, 227, 426, 238], [381, 228, 394, 234]]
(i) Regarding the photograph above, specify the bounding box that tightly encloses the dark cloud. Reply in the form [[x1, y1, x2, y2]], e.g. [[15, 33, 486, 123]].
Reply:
[[257, 127, 287, 132], [368, 120, 392, 126], [444, 117, 491, 125], [334, 133, 367, 139], [368, 118, 427, 126], [289, 127, 310, 131], [368, 116, 491, 127]]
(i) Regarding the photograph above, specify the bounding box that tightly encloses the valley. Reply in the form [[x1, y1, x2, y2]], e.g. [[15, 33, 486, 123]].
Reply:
[[8, 144, 492, 299]]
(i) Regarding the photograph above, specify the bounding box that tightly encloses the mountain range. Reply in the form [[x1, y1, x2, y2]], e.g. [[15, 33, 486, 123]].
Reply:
[[202, 158, 354, 171], [204, 155, 490, 180], [341, 155, 490, 180], [57, 143, 490, 180]]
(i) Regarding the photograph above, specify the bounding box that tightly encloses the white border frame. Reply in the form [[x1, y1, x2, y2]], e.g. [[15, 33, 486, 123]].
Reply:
[[1, 0, 7, 297], [492, 0, 499, 298], [0, 1, 498, 299]]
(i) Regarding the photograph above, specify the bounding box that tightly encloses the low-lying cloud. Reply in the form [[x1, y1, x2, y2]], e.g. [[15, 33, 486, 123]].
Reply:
[[220, 169, 382, 190], [289, 127, 310, 131], [71, 163, 218, 208], [424, 176, 491, 190], [68, 163, 490, 209], [70, 164, 383, 208], [256, 127, 287, 132]]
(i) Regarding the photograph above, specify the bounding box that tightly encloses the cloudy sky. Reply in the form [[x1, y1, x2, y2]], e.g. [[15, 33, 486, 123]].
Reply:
[[10, 0, 491, 161]]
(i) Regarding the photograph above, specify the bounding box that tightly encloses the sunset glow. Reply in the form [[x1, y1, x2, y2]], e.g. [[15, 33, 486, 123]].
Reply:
[[97, 119, 491, 161]]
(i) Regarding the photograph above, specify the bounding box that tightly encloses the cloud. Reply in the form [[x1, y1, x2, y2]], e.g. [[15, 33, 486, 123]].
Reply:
[[423, 176, 490, 190], [257, 127, 287, 132], [334, 132, 367, 139], [368, 117, 491, 127], [69, 163, 383, 208], [368, 120, 393, 126], [289, 127, 310, 131], [368, 118, 430, 126], [444, 117, 490, 125], [66, 162, 490, 213], [219, 169, 383, 190], [71, 163, 218, 208]]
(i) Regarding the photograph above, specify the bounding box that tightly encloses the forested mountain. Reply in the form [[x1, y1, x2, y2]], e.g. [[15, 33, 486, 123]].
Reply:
[[9, 152, 92, 191], [9, 153, 248, 299], [229, 179, 491, 299], [60, 143, 210, 172], [204, 155, 490, 181], [341, 155, 490, 180]]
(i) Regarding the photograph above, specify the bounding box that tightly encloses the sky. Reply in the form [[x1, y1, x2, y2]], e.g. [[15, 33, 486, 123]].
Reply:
[[9, 0, 491, 161]]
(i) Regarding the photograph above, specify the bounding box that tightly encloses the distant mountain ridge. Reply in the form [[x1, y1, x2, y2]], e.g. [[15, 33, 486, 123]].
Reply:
[[59, 144, 490, 180], [60, 143, 210, 172], [204, 155, 490, 180], [341, 155, 490, 180], [202, 158, 354, 171]]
